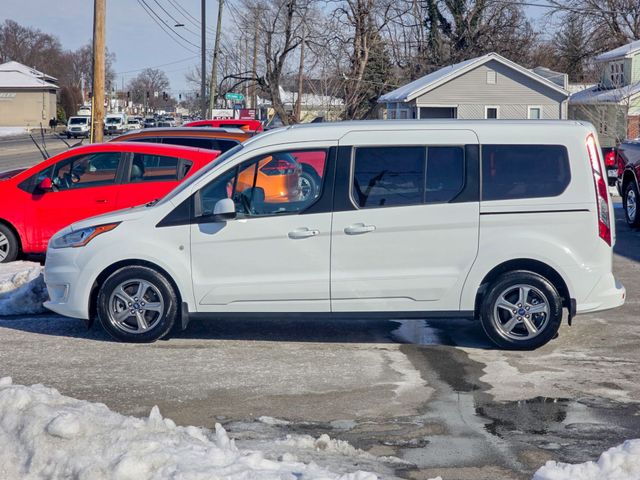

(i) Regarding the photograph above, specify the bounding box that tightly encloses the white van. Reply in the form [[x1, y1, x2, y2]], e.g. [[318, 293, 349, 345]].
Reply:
[[65, 116, 90, 138], [43, 120, 625, 349]]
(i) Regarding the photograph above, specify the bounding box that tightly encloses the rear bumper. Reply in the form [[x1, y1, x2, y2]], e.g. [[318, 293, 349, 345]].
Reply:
[[576, 272, 625, 314]]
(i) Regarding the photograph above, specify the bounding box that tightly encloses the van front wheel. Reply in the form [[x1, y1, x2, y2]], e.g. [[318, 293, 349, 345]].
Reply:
[[97, 266, 178, 343], [480, 271, 562, 350]]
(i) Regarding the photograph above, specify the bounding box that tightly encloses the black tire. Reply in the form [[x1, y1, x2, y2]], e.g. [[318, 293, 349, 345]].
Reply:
[[0, 224, 19, 263], [624, 181, 640, 228], [479, 271, 563, 350], [299, 169, 320, 202], [96, 266, 178, 343]]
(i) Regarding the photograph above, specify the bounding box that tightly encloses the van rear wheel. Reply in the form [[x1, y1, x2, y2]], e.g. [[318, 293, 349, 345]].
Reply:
[[480, 271, 562, 350], [624, 182, 640, 228], [97, 266, 178, 343]]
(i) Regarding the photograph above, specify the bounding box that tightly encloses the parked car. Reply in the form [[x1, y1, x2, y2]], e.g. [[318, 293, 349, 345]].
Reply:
[[0, 142, 221, 262], [112, 126, 251, 152], [65, 116, 91, 139], [617, 140, 640, 227], [602, 147, 618, 186], [184, 119, 263, 132], [43, 120, 625, 349]]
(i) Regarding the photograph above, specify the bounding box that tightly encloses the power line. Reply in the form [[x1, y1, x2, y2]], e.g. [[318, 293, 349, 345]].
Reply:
[[115, 56, 199, 76], [152, 0, 202, 38], [137, 0, 200, 52], [165, 0, 217, 36]]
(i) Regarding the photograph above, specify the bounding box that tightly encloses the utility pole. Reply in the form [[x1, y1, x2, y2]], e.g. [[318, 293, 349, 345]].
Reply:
[[251, 10, 258, 111], [91, 0, 106, 143], [208, 0, 224, 118], [295, 24, 306, 123], [200, 0, 207, 118]]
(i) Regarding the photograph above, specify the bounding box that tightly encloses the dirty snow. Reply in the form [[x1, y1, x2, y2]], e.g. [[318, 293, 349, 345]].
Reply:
[[0, 261, 47, 316], [0, 377, 379, 480], [0, 127, 27, 138], [534, 439, 640, 480]]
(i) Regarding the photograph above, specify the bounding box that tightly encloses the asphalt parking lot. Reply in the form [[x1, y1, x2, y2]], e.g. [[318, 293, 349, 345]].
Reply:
[[1, 137, 639, 479]]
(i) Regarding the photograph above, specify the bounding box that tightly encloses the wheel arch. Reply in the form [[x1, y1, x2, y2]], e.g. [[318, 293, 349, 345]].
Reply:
[[89, 259, 184, 322], [473, 258, 571, 319], [622, 169, 637, 196]]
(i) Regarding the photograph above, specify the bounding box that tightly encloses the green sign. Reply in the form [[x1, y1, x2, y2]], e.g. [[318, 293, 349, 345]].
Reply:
[[225, 92, 244, 101]]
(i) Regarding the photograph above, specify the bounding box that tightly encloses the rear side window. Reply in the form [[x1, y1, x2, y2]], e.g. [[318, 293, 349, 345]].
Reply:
[[352, 146, 465, 208], [129, 154, 180, 182], [482, 145, 570, 201]]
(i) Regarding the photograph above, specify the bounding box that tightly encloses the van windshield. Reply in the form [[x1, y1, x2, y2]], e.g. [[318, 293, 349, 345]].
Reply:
[[69, 118, 88, 125], [106, 118, 121, 124], [156, 143, 244, 206]]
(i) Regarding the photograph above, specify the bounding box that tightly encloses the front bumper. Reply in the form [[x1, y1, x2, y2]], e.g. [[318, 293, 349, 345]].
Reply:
[[43, 247, 91, 319], [576, 272, 625, 314]]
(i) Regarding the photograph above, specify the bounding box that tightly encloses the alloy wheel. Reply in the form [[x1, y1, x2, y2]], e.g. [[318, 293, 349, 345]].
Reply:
[[107, 279, 165, 334], [492, 284, 550, 341], [627, 188, 637, 223], [0, 232, 9, 262]]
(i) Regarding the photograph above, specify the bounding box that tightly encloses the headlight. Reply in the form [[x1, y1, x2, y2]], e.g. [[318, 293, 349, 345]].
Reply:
[[50, 223, 120, 249]]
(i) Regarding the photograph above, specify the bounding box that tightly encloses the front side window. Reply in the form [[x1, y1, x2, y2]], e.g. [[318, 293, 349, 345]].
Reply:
[[352, 146, 465, 208], [128, 154, 181, 182], [482, 145, 570, 201], [49, 152, 121, 190], [198, 149, 328, 218]]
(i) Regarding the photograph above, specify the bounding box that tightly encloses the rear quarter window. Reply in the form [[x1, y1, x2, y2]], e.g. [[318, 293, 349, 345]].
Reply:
[[482, 145, 570, 201]]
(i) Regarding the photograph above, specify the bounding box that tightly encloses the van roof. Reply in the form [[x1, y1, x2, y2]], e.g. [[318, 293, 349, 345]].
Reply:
[[246, 119, 595, 148]]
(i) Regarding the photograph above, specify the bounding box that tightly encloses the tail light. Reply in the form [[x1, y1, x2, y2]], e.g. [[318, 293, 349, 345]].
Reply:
[[604, 150, 616, 167], [586, 134, 611, 246], [261, 158, 299, 176]]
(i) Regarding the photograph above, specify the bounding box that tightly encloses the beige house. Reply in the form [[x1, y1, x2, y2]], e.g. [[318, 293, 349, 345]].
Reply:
[[0, 61, 58, 127]]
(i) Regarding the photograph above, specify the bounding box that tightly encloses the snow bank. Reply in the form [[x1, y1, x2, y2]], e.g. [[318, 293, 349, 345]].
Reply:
[[0, 377, 378, 480], [534, 439, 640, 480], [0, 127, 27, 138], [0, 261, 47, 316]]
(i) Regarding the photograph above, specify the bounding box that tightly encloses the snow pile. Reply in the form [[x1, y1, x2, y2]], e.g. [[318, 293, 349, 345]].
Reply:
[[534, 439, 640, 480], [0, 377, 378, 480], [0, 261, 48, 316], [0, 127, 27, 138]]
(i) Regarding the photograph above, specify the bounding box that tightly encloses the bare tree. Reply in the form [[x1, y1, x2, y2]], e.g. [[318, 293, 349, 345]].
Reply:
[[128, 68, 171, 112]]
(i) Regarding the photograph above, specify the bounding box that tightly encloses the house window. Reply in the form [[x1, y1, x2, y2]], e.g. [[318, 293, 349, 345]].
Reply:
[[400, 109, 408, 119], [528, 106, 542, 119], [609, 62, 624, 86], [419, 107, 457, 118], [486, 71, 497, 84], [485, 106, 499, 119]]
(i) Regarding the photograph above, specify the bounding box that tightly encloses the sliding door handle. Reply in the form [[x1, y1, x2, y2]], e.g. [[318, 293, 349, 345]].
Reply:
[[344, 223, 376, 235]]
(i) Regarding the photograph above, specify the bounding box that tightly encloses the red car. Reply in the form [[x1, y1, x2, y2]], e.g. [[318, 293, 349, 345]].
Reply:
[[0, 142, 220, 262], [184, 119, 263, 133]]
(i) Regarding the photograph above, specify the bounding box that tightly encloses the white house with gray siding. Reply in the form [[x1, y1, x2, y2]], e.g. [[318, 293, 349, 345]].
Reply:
[[379, 52, 569, 121]]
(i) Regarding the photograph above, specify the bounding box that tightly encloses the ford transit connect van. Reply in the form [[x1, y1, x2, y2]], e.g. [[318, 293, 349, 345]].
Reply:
[[43, 120, 626, 349]]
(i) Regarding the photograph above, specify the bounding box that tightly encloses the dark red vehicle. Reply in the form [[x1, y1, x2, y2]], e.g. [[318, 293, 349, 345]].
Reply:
[[618, 140, 640, 227], [184, 119, 263, 133], [0, 142, 220, 262]]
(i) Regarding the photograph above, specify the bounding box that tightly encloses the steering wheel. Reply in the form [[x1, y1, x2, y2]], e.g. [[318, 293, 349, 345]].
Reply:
[[70, 172, 81, 183]]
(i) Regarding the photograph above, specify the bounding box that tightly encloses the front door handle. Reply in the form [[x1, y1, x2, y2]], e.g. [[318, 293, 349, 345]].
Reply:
[[96, 199, 108, 203], [288, 228, 320, 239], [344, 223, 376, 235]]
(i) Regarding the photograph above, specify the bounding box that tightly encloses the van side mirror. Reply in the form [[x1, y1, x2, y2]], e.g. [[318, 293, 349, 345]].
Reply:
[[213, 198, 236, 221], [37, 178, 53, 192]]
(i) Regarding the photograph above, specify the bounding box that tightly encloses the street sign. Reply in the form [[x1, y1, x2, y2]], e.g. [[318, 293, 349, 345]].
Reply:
[[225, 92, 244, 102]]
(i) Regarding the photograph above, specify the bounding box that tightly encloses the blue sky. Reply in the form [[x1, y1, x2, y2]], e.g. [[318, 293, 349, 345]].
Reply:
[[1, 0, 221, 93]]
